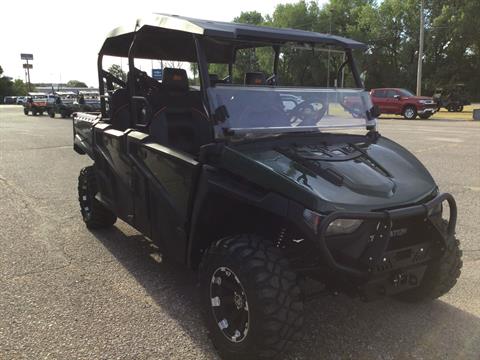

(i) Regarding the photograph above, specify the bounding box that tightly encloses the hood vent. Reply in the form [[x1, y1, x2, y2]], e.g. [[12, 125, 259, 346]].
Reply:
[[276, 143, 391, 187]]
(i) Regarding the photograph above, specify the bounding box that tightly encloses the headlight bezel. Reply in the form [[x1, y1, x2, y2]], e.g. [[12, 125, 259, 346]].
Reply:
[[325, 218, 363, 236], [302, 209, 364, 236]]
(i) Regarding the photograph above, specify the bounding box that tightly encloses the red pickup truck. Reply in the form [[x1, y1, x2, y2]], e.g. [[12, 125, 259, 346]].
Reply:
[[370, 88, 438, 120]]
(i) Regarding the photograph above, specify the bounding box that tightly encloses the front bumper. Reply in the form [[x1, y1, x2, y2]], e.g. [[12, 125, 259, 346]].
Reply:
[[315, 193, 456, 279], [418, 106, 438, 115]]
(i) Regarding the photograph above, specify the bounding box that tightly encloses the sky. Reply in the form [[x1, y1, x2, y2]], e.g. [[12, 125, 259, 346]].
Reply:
[[1, 0, 327, 87]]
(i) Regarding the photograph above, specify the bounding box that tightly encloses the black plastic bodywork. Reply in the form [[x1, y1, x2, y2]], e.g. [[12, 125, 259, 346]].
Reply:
[[74, 112, 456, 299]]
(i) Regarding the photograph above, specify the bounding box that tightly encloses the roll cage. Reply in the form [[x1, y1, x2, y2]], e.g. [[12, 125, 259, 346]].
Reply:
[[96, 13, 370, 132]]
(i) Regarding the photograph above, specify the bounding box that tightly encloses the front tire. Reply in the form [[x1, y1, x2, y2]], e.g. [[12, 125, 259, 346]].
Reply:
[[394, 222, 462, 303], [78, 166, 117, 229], [403, 106, 417, 120], [199, 234, 304, 360]]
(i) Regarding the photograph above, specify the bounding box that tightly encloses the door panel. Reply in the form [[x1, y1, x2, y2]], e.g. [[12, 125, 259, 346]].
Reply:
[[372, 90, 389, 113], [384, 89, 400, 113], [129, 138, 200, 263], [94, 126, 134, 222]]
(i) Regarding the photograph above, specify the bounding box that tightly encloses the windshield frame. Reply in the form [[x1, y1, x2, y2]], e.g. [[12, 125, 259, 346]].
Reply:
[[196, 38, 373, 136]]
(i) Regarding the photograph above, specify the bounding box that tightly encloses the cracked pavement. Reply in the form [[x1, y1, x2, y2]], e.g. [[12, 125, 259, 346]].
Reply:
[[0, 105, 479, 359]]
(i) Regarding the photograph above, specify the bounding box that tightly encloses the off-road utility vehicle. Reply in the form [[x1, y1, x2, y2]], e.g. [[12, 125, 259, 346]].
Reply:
[[23, 92, 48, 115], [76, 90, 101, 112], [433, 84, 470, 112], [72, 14, 462, 360], [47, 91, 77, 118]]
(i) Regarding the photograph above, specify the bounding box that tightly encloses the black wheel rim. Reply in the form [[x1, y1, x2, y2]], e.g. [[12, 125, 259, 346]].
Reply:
[[210, 266, 249, 343]]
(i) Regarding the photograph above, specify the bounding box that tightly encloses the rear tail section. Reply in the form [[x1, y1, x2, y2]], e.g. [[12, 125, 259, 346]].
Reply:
[[73, 112, 101, 158]]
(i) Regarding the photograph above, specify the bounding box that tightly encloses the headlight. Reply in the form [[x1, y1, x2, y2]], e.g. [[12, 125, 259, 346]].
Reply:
[[303, 209, 363, 235], [326, 219, 363, 236]]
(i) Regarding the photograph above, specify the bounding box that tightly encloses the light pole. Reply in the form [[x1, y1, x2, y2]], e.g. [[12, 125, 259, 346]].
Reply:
[[20, 53, 33, 92], [416, 0, 425, 96], [326, 9, 332, 87]]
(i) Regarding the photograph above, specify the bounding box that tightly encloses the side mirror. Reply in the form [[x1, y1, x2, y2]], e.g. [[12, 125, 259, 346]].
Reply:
[[393, 94, 401, 100]]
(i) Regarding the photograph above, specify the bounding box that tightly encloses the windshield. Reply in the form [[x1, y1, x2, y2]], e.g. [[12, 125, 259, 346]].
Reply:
[[209, 86, 375, 137], [399, 88, 415, 97]]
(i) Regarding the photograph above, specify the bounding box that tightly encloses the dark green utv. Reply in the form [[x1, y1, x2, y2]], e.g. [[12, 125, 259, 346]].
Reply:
[[72, 14, 462, 360]]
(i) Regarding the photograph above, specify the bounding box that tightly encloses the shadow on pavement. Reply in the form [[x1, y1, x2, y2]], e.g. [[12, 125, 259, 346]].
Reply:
[[91, 225, 480, 360]]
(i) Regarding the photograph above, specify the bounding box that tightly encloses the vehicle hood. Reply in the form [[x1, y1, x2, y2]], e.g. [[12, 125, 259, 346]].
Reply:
[[221, 135, 436, 213]]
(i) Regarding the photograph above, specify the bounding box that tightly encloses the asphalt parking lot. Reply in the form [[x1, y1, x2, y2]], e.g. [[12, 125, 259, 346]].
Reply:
[[1, 105, 479, 359]]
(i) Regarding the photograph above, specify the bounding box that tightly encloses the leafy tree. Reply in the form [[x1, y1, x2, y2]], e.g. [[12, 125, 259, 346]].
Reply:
[[66, 80, 88, 88], [0, 65, 14, 100], [107, 64, 127, 82], [206, 0, 480, 99], [12, 79, 29, 95]]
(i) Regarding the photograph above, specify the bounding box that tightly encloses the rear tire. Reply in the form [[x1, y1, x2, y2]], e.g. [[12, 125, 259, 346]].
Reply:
[[199, 234, 304, 360], [394, 221, 462, 303], [403, 106, 417, 120], [49, 110, 55, 118], [78, 166, 117, 229], [23, 108, 29, 115]]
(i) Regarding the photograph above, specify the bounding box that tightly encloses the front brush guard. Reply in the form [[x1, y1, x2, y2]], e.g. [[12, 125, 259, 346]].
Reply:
[[316, 193, 457, 278]]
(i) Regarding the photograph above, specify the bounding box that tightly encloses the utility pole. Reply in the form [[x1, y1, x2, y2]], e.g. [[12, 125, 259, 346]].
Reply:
[[25, 59, 31, 91], [326, 10, 332, 87], [20, 53, 34, 92], [416, 0, 425, 96]]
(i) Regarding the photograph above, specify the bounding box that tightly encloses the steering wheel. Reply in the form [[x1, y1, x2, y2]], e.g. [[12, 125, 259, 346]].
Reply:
[[287, 99, 327, 126]]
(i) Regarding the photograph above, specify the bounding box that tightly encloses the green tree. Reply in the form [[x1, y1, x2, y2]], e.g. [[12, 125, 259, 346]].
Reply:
[[0, 65, 14, 100], [218, 0, 480, 99], [12, 79, 29, 95], [107, 64, 127, 82], [66, 80, 88, 88]]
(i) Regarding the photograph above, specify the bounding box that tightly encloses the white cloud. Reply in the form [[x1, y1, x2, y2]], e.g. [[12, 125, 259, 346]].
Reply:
[[1, 0, 326, 86]]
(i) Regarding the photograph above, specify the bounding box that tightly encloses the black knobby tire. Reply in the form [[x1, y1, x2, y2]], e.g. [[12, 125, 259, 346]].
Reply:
[[394, 221, 462, 303], [403, 106, 417, 120], [60, 109, 68, 118], [49, 110, 55, 118], [199, 234, 304, 360], [32, 108, 38, 116], [23, 108, 29, 115], [78, 166, 117, 229]]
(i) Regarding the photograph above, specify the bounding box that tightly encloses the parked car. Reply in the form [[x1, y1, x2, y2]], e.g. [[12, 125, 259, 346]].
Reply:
[[16, 96, 27, 105], [3, 96, 17, 104], [370, 88, 437, 119], [72, 14, 462, 360]]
